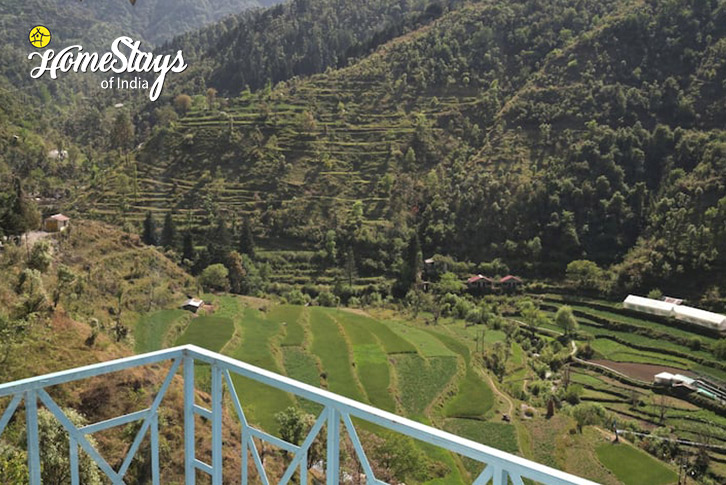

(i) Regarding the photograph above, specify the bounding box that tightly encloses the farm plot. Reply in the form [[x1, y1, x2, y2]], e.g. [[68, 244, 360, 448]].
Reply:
[[175, 316, 234, 352], [392, 354, 458, 418], [443, 367, 495, 419], [226, 307, 294, 431], [135, 309, 186, 353], [327, 309, 397, 411], [308, 307, 367, 402], [424, 328, 496, 419], [268, 305, 305, 346], [590, 339, 694, 369], [595, 443, 678, 485]]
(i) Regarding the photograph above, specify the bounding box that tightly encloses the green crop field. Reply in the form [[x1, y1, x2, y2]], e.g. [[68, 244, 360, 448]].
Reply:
[[270, 305, 306, 346], [226, 307, 295, 430], [135, 309, 186, 353], [393, 354, 458, 418], [595, 443, 678, 485], [175, 315, 235, 352], [308, 307, 367, 402], [443, 367, 495, 419], [590, 339, 693, 368]]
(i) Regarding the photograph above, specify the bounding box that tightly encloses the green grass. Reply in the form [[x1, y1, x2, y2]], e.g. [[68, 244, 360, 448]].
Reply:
[[268, 305, 306, 346], [226, 306, 294, 431], [388, 322, 457, 358], [595, 443, 678, 485], [282, 347, 322, 414], [445, 419, 519, 453], [329, 310, 397, 411], [308, 307, 367, 401], [175, 316, 234, 352], [325, 309, 416, 354], [392, 354, 458, 418], [591, 339, 693, 368], [445, 418, 519, 476], [443, 367, 494, 419], [135, 309, 186, 353]]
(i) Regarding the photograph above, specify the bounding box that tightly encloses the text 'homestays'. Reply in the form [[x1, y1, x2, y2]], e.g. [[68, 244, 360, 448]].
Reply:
[[28, 36, 187, 101]]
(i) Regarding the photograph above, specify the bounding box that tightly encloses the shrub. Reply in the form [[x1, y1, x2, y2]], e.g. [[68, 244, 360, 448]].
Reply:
[[687, 337, 702, 351], [198, 264, 229, 292], [712, 339, 726, 360], [285, 289, 310, 305], [28, 240, 52, 272], [316, 291, 339, 307]]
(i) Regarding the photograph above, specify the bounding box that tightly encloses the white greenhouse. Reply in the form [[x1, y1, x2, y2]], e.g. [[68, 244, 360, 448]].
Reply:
[[673, 305, 726, 331], [622, 295, 675, 317]]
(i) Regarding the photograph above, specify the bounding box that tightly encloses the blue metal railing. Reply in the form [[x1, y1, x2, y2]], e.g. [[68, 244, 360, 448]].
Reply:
[[0, 344, 600, 485]]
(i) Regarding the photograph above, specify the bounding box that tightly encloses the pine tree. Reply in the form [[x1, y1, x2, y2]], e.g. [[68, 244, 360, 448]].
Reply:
[[395, 231, 422, 295], [207, 219, 232, 264], [239, 218, 255, 258], [1, 177, 40, 237], [160, 212, 177, 249], [142, 211, 157, 246], [182, 231, 195, 262], [345, 247, 356, 287]]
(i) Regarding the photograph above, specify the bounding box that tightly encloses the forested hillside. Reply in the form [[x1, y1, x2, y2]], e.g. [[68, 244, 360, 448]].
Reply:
[[162, 0, 464, 93], [73, 0, 726, 303]]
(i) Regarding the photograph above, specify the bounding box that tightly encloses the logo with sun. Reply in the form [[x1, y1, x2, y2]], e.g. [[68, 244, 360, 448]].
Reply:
[[29, 26, 51, 49]]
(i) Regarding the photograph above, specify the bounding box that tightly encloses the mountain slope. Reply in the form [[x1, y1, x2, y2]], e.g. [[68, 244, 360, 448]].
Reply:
[[77, 0, 726, 300]]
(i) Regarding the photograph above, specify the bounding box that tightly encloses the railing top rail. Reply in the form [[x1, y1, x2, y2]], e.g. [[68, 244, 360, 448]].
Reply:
[[0, 344, 599, 485], [186, 345, 597, 485], [0, 347, 184, 398]]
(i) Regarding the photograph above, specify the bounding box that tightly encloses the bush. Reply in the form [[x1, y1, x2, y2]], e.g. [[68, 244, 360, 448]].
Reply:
[[687, 337, 702, 351], [563, 384, 583, 405], [28, 240, 52, 272], [316, 291, 339, 307], [712, 339, 726, 360], [285, 289, 310, 305], [198, 264, 229, 292]]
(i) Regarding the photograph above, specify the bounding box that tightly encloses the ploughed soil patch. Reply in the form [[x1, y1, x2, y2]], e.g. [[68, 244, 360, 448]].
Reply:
[[591, 359, 695, 382]]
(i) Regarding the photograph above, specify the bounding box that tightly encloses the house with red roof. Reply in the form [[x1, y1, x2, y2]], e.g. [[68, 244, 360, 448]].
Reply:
[[499, 275, 523, 291], [467, 274, 496, 291], [42, 213, 70, 233]]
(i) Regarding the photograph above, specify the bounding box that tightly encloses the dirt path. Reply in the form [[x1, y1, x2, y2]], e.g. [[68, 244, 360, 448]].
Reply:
[[478, 367, 514, 416]]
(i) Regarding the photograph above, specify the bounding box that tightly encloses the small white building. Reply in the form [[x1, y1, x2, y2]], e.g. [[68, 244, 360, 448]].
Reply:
[[654, 372, 674, 385], [182, 298, 204, 313], [623, 295, 675, 317]]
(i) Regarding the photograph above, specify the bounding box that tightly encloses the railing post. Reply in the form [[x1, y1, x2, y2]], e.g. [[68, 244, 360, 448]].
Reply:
[[25, 390, 41, 485], [241, 426, 249, 484], [493, 465, 508, 485], [211, 364, 223, 485], [300, 450, 308, 485], [151, 412, 160, 485], [69, 436, 79, 485], [183, 354, 195, 485], [326, 407, 340, 485]]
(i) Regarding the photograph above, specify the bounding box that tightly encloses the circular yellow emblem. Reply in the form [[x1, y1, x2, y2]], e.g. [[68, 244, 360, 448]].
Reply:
[[29, 26, 51, 49]]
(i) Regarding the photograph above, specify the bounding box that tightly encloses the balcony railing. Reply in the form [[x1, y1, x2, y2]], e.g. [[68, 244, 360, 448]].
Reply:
[[0, 344, 599, 485]]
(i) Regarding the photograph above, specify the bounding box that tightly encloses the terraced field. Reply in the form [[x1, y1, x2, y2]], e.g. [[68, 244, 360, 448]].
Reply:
[[135, 296, 513, 482], [131, 293, 716, 483]]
